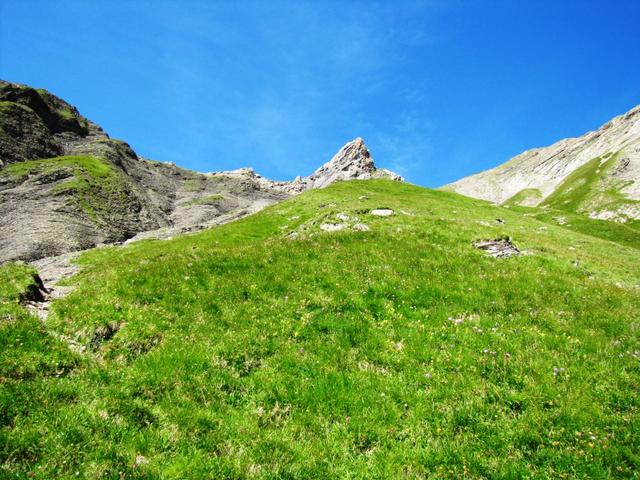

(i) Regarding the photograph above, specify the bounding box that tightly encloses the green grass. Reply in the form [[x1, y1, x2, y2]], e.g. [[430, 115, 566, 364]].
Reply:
[[1, 180, 640, 478], [57, 108, 75, 121], [503, 188, 543, 207], [0, 262, 78, 391], [506, 206, 640, 249], [182, 194, 225, 207], [0, 101, 20, 112], [1, 155, 134, 225], [0, 100, 34, 120], [32, 88, 78, 124], [541, 152, 639, 218], [2, 155, 112, 179], [184, 178, 206, 192]]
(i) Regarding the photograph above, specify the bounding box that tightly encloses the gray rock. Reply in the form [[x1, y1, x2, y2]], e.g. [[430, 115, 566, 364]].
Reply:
[[352, 223, 370, 231], [320, 223, 348, 232], [473, 238, 520, 258], [371, 209, 394, 216]]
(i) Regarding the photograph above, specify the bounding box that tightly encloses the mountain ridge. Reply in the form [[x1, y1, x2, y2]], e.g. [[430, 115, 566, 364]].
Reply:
[[0, 80, 401, 262], [444, 104, 640, 223]]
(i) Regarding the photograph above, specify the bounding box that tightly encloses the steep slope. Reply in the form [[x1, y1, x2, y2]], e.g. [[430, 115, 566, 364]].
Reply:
[[0, 80, 172, 260], [444, 104, 640, 222], [1, 180, 639, 478], [0, 80, 400, 261]]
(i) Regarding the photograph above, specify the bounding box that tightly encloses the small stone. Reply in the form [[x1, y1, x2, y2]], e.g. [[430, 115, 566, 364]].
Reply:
[[371, 209, 394, 216], [352, 223, 370, 231], [320, 223, 347, 232], [473, 238, 520, 258]]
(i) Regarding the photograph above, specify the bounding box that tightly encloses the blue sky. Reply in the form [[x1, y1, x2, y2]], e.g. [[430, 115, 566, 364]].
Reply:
[[1, 1, 639, 187]]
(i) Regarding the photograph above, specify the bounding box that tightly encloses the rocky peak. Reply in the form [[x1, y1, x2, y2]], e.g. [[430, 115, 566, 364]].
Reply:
[[208, 138, 404, 195], [307, 137, 375, 187], [278, 138, 402, 193]]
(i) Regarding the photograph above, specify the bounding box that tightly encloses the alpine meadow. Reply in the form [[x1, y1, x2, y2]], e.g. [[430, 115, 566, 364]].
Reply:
[[2, 1, 640, 479]]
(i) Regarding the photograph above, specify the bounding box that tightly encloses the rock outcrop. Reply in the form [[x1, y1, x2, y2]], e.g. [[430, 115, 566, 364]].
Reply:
[[277, 137, 403, 193], [0, 80, 402, 262], [444, 104, 640, 222], [204, 138, 403, 195]]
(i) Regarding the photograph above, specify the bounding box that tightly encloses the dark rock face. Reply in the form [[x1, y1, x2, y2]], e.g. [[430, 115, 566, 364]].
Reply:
[[0, 81, 92, 168], [0, 102, 63, 164], [0, 79, 402, 263], [0, 80, 88, 136], [18, 272, 49, 304], [0, 80, 291, 262]]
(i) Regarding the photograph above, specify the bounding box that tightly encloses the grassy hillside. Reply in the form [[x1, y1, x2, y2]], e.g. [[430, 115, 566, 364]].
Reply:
[[503, 188, 543, 207], [540, 152, 639, 221], [505, 206, 640, 250], [1, 180, 639, 478]]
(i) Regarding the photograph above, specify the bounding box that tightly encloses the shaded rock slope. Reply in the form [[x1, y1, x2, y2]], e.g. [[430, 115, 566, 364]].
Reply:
[[0, 80, 401, 262], [444, 104, 640, 223]]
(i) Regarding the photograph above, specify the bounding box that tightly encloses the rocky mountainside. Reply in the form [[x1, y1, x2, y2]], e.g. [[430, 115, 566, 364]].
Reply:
[[444, 104, 640, 222], [0, 80, 401, 262]]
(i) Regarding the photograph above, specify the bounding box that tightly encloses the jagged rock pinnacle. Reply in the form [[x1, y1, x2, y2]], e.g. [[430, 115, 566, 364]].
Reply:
[[307, 138, 375, 188], [277, 138, 403, 193]]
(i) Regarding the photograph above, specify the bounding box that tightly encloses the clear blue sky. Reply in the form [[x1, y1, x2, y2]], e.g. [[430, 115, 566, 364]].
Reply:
[[1, 1, 639, 187]]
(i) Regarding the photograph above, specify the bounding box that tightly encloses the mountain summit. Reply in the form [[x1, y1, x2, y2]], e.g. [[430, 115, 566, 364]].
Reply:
[[283, 137, 403, 193], [444, 104, 640, 222]]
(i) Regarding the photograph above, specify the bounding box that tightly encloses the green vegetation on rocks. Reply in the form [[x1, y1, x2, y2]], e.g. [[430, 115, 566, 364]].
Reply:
[[1, 180, 639, 478], [1, 155, 137, 224], [541, 152, 639, 218], [182, 194, 225, 206], [0, 262, 78, 384], [507, 205, 640, 248], [183, 178, 206, 192], [3, 155, 112, 179]]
